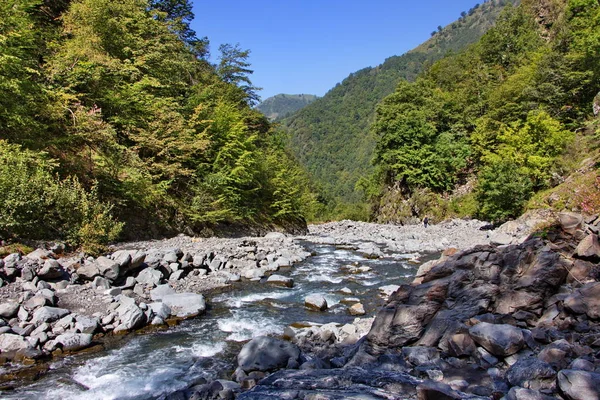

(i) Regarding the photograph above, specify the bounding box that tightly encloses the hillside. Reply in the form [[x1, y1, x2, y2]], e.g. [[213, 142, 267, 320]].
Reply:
[[370, 0, 600, 224], [257, 94, 318, 120], [282, 0, 517, 217]]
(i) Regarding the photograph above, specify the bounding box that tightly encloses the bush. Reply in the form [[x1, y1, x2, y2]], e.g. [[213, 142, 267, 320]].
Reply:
[[476, 159, 533, 223], [0, 141, 122, 254]]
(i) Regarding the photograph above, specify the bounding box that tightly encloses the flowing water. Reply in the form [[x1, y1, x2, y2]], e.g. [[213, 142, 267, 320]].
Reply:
[[1, 240, 424, 399]]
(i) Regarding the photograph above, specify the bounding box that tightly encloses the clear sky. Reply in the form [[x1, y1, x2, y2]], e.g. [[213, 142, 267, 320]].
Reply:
[[191, 1, 483, 101]]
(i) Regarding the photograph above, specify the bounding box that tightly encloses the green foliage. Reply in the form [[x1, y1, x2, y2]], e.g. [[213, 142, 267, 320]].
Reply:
[[282, 0, 515, 217], [370, 0, 599, 224], [0, 141, 122, 253], [0, 0, 314, 246], [476, 160, 534, 222], [256, 94, 318, 121]]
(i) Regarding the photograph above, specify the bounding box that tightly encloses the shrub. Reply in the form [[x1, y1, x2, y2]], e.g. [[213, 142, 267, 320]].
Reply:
[[0, 141, 122, 254]]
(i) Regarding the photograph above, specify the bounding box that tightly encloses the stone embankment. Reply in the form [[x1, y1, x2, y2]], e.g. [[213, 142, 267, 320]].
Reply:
[[229, 212, 600, 399], [0, 233, 310, 365]]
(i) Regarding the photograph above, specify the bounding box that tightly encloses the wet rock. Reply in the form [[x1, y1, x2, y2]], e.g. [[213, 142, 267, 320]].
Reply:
[[55, 333, 93, 351], [266, 274, 294, 288], [348, 303, 365, 316], [557, 369, 600, 400], [160, 293, 206, 318], [469, 322, 524, 357], [31, 306, 70, 325], [305, 294, 328, 311], [237, 336, 300, 373]]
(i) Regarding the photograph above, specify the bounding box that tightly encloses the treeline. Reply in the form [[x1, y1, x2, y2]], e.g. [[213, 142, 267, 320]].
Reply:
[[282, 0, 515, 221], [368, 0, 599, 224], [0, 0, 315, 253]]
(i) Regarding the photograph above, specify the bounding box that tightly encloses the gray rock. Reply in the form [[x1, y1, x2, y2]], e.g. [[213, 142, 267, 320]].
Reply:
[[76, 264, 100, 281], [37, 259, 64, 280], [0, 333, 32, 353], [136, 268, 163, 287], [111, 250, 132, 269], [237, 336, 300, 373], [169, 270, 185, 281], [160, 293, 206, 318], [150, 284, 175, 301], [31, 306, 70, 325], [564, 282, 600, 319], [105, 287, 121, 296], [3, 253, 21, 267], [266, 274, 294, 288], [96, 256, 120, 281], [163, 252, 179, 264], [129, 250, 146, 270], [75, 315, 99, 334], [402, 346, 440, 367], [148, 302, 171, 320], [557, 369, 600, 400], [17, 306, 29, 322], [506, 357, 556, 391], [378, 285, 400, 298], [264, 232, 286, 239], [26, 248, 53, 261], [121, 276, 136, 289], [469, 322, 524, 357], [115, 302, 146, 331], [55, 333, 93, 351], [92, 276, 111, 290], [0, 302, 20, 318], [506, 387, 556, 400], [305, 294, 328, 311]]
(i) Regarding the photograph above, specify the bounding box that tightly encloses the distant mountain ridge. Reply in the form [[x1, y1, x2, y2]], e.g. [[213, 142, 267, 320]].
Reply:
[[257, 94, 318, 120], [282, 0, 518, 214]]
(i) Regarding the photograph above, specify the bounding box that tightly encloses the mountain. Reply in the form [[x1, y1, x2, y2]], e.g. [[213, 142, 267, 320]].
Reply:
[[257, 94, 318, 120], [282, 0, 518, 217]]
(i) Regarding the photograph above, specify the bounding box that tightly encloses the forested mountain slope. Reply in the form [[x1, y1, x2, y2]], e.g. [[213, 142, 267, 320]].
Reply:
[[0, 0, 314, 253], [370, 0, 600, 224], [282, 0, 517, 218], [257, 94, 318, 121]]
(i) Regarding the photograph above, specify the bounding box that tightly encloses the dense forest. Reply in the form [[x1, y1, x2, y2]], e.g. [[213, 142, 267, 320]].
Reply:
[[256, 94, 318, 121], [369, 0, 600, 224], [0, 0, 316, 253], [282, 0, 517, 220]]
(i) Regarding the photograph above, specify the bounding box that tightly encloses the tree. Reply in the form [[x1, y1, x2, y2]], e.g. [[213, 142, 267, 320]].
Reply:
[[217, 43, 261, 106]]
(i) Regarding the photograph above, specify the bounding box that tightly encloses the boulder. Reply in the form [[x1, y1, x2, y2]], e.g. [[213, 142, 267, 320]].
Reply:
[[115, 302, 146, 331], [92, 276, 111, 290], [264, 232, 285, 239], [575, 234, 600, 261], [468, 322, 524, 357], [0, 302, 20, 318], [564, 282, 600, 319], [37, 259, 64, 280], [55, 333, 93, 351], [237, 336, 300, 373], [31, 307, 70, 325], [26, 248, 53, 261], [76, 264, 100, 281], [75, 315, 99, 334], [96, 256, 120, 281], [0, 333, 32, 353], [506, 387, 556, 400], [150, 284, 176, 301], [378, 285, 400, 298], [266, 275, 294, 288], [148, 302, 171, 320], [136, 268, 163, 287], [160, 293, 206, 318], [558, 212, 583, 234], [506, 357, 556, 391], [557, 369, 600, 400], [348, 303, 366, 316], [305, 294, 328, 311]]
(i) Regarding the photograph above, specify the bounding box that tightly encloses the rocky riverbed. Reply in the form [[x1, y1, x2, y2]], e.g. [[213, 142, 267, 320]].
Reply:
[[3, 213, 597, 399]]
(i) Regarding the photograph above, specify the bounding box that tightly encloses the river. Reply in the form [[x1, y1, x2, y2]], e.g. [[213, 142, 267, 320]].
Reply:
[[1, 240, 423, 399]]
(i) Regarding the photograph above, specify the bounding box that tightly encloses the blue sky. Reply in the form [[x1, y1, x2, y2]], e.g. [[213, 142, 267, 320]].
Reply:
[[191, 1, 483, 100]]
